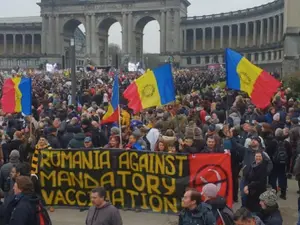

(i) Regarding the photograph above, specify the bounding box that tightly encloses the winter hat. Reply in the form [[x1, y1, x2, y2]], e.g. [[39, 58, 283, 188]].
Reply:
[[111, 127, 120, 136], [259, 189, 277, 207], [9, 150, 20, 160], [202, 183, 218, 198]]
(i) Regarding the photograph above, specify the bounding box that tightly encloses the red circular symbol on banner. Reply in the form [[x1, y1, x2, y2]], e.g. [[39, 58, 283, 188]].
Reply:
[[191, 164, 229, 198]]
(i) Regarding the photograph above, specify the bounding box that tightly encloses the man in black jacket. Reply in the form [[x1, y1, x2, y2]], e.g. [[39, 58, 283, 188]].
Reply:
[[4, 176, 39, 225]]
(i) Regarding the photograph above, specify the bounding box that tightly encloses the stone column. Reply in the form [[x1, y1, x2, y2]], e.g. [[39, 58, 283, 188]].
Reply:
[[183, 29, 187, 51], [267, 18, 270, 43], [220, 26, 223, 48], [165, 9, 171, 52], [211, 27, 215, 49], [41, 15, 47, 54], [237, 24, 241, 47], [179, 27, 183, 52], [193, 28, 197, 50], [258, 52, 262, 62], [278, 14, 282, 41], [273, 16, 277, 42], [91, 14, 96, 55], [13, 34, 16, 54], [48, 15, 53, 54], [271, 51, 275, 61], [3, 34, 6, 54], [55, 15, 60, 55], [127, 12, 133, 55], [160, 11, 165, 53], [22, 34, 25, 54], [31, 34, 35, 53], [229, 25, 232, 47], [245, 22, 249, 46], [202, 28, 206, 50], [251, 53, 255, 62], [253, 21, 257, 46], [173, 9, 180, 52], [260, 20, 264, 46], [85, 14, 91, 55]]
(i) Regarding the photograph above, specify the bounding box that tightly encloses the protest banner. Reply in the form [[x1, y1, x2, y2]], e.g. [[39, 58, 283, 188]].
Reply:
[[37, 149, 232, 214]]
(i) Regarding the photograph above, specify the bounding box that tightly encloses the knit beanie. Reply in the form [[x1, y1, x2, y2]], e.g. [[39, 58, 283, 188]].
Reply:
[[202, 183, 218, 198], [259, 189, 277, 207]]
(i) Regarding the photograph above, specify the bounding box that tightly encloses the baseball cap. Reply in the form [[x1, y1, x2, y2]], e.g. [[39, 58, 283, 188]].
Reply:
[[84, 137, 92, 143]]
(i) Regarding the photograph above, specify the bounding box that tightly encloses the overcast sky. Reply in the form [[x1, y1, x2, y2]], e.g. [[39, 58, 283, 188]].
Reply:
[[0, 0, 273, 53]]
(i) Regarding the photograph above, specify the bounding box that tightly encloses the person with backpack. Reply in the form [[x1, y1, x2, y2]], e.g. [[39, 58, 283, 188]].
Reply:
[[268, 128, 291, 200], [202, 183, 234, 225], [179, 189, 216, 225]]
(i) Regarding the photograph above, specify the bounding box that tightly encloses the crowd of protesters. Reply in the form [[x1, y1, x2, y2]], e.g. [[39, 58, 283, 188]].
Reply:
[[0, 65, 298, 225]]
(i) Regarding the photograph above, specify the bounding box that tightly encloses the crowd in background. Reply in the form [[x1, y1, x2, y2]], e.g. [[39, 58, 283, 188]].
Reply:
[[0, 65, 297, 225]]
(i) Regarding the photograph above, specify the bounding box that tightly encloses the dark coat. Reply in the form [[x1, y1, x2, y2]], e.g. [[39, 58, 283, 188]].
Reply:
[[4, 194, 39, 225], [179, 203, 216, 225], [60, 132, 74, 148], [245, 162, 268, 212], [46, 134, 61, 148], [68, 133, 85, 149], [259, 204, 283, 225]]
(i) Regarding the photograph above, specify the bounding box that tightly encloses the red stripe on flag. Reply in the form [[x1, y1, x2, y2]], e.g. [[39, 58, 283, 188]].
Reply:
[[123, 82, 143, 113], [1, 78, 16, 113], [101, 108, 119, 124], [251, 71, 281, 109]]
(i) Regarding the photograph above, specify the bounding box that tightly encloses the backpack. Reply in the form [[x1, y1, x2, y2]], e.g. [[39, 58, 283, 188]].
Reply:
[[217, 206, 235, 225], [35, 200, 52, 225], [272, 141, 288, 165]]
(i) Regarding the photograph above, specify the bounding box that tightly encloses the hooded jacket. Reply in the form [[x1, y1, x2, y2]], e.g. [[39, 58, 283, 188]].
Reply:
[[179, 202, 216, 225], [86, 202, 122, 225], [205, 196, 228, 219]]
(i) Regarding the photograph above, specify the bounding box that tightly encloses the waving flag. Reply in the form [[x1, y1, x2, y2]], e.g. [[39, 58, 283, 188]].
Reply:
[[101, 75, 119, 124], [123, 64, 175, 113], [1, 77, 32, 115], [225, 48, 280, 108]]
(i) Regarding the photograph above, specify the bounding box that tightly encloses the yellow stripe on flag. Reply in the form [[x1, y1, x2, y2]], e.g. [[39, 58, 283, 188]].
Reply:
[[135, 70, 161, 109]]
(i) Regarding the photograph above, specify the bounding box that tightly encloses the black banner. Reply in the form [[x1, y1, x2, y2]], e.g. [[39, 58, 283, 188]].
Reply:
[[38, 149, 189, 213]]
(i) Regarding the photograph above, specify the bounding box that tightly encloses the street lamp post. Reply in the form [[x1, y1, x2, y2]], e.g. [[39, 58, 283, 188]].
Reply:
[[70, 38, 76, 105]]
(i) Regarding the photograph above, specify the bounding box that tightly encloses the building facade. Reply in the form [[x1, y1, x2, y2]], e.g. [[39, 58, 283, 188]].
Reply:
[[0, 0, 297, 72]]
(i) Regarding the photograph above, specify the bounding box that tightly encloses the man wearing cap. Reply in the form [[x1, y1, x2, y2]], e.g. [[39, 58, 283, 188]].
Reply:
[[258, 189, 283, 225], [84, 137, 94, 148], [0, 150, 20, 198]]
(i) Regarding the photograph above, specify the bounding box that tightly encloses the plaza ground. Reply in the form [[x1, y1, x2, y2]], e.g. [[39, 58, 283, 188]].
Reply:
[[50, 179, 299, 225]]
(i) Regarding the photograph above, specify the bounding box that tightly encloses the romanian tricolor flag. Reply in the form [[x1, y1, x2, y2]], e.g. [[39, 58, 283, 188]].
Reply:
[[101, 75, 119, 124], [1, 77, 32, 115], [225, 48, 280, 108], [123, 64, 175, 113]]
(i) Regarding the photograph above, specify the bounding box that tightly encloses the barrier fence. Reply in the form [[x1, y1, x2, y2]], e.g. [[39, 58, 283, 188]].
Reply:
[[36, 149, 232, 214]]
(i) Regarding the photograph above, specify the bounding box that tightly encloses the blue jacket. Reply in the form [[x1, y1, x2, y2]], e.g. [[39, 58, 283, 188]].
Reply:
[[179, 203, 216, 225], [259, 205, 283, 225]]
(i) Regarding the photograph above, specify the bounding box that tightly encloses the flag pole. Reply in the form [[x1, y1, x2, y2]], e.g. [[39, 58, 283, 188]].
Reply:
[[118, 105, 123, 148]]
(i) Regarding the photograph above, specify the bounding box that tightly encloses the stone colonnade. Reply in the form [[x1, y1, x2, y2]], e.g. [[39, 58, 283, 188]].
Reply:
[[182, 14, 284, 51]]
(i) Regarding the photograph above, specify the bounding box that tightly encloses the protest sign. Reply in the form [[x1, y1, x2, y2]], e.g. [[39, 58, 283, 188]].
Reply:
[[37, 149, 232, 213]]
